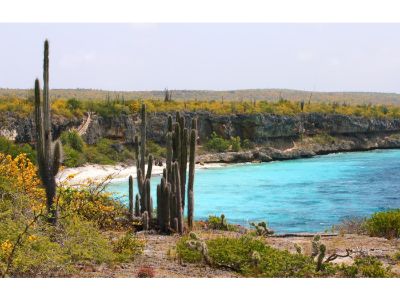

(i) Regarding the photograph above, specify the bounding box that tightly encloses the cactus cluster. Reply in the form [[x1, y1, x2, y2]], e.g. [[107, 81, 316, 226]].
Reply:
[[156, 112, 197, 234], [128, 103, 154, 223], [34, 40, 63, 225], [128, 108, 197, 234]]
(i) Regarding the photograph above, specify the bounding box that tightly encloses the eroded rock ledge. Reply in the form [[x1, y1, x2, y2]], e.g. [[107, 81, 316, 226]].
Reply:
[[196, 132, 400, 163]]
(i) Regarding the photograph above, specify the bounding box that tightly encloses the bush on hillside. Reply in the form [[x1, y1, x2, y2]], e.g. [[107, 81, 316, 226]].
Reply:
[[0, 137, 36, 163]]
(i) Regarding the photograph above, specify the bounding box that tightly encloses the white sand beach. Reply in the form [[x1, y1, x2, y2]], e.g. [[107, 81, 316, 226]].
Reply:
[[56, 162, 227, 185]]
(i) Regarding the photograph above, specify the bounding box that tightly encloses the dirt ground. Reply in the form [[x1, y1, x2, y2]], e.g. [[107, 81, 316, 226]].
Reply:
[[75, 231, 400, 278]]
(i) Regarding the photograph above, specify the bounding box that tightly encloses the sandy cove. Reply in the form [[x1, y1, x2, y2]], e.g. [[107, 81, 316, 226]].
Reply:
[[56, 162, 227, 185]]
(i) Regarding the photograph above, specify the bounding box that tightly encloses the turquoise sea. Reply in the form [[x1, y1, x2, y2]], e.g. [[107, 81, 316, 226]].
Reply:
[[107, 149, 400, 233]]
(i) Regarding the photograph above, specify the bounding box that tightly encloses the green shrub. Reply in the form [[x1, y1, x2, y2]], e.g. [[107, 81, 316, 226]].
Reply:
[[60, 130, 84, 152], [61, 216, 115, 264], [66, 98, 82, 111], [206, 214, 238, 231], [7, 234, 68, 277], [84, 146, 114, 165], [112, 233, 145, 263], [206, 132, 230, 152], [365, 209, 400, 239], [340, 257, 392, 278], [62, 145, 87, 167], [177, 235, 317, 277], [0, 137, 36, 163], [176, 236, 204, 263], [230, 136, 241, 152], [393, 251, 400, 261], [90, 138, 134, 164], [241, 139, 252, 150], [59, 182, 128, 230]]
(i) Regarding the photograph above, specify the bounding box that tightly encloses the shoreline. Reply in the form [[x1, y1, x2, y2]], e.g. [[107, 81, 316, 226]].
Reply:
[[57, 145, 400, 185], [57, 162, 228, 184]]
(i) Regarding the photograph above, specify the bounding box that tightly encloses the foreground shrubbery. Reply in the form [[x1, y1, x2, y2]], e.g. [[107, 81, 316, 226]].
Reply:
[[0, 153, 144, 277], [175, 234, 393, 278], [339, 256, 392, 278], [177, 235, 319, 277]]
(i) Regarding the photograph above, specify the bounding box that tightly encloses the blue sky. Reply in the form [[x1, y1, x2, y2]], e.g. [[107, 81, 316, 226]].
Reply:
[[1, 23, 400, 93]]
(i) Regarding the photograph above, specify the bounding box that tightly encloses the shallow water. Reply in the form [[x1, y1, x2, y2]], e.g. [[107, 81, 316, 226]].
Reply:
[[107, 149, 400, 233]]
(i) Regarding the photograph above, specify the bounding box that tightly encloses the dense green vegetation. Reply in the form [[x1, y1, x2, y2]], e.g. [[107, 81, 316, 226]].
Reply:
[[60, 130, 136, 167]]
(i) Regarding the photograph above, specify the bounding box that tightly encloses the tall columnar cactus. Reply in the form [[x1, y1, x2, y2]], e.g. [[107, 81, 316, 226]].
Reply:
[[156, 113, 197, 234], [131, 103, 153, 223], [187, 118, 197, 229], [34, 40, 62, 225]]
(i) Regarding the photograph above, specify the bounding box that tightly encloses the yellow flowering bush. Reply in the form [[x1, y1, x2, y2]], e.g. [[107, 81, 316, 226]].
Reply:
[[0, 152, 144, 277]]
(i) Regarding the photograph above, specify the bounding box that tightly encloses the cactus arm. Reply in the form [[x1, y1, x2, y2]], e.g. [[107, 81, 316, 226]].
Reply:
[[52, 141, 62, 176], [174, 162, 183, 234], [135, 194, 140, 217], [146, 154, 153, 180], [34, 79, 45, 182], [128, 175, 134, 219]]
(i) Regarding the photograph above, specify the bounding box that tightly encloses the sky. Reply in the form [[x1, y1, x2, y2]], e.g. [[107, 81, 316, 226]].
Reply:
[[1, 23, 400, 93]]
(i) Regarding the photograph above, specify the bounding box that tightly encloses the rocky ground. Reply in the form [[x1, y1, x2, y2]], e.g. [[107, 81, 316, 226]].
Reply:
[[75, 230, 400, 278]]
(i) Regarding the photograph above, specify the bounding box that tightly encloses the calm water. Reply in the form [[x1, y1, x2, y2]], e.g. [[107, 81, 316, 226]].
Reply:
[[107, 149, 400, 233]]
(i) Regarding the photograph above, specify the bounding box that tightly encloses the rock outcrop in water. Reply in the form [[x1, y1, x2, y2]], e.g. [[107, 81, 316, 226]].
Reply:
[[2, 111, 400, 163]]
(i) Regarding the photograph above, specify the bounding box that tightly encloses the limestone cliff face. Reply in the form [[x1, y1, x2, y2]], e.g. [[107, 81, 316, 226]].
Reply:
[[2, 111, 400, 146], [83, 112, 400, 144], [0, 111, 80, 143]]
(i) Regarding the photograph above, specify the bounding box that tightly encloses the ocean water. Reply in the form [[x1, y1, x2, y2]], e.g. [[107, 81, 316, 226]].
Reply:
[[107, 149, 400, 233]]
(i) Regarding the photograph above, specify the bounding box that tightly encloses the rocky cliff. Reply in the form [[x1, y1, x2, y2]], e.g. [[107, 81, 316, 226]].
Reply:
[[0, 111, 81, 143], [2, 111, 400, 151], [83, 111, 400, 145]]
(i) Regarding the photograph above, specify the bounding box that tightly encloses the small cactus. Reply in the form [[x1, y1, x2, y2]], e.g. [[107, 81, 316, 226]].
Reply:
[[189, 232, 199, 240], [294, 243, 302, 254], [134, 194, 140, 217], [142, 211, 149, 231], [251, 251, 261, 267], [316, 244, 326, 271]]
